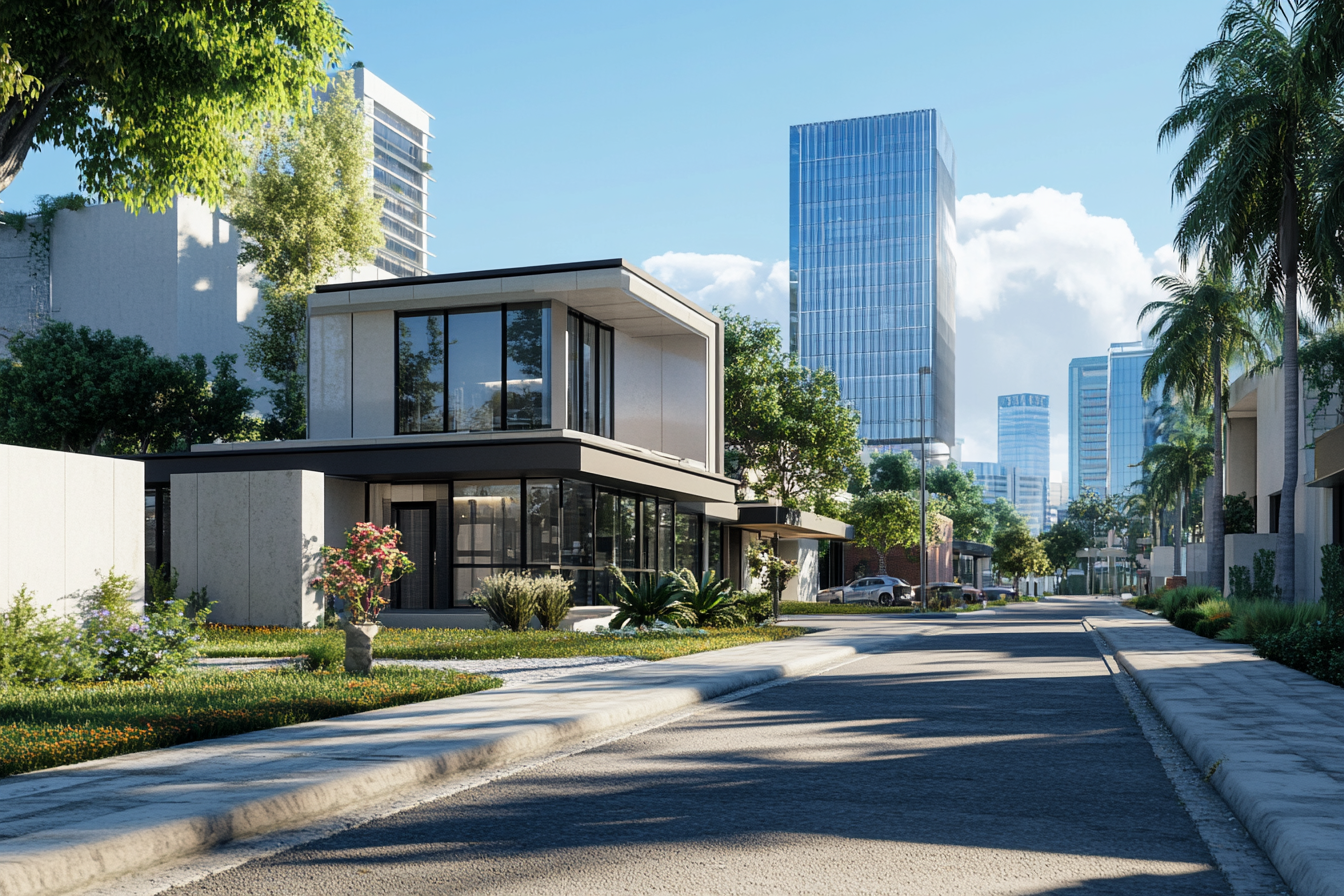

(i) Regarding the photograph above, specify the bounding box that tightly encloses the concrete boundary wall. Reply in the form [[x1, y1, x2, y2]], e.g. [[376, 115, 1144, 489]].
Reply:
[[0, 444, 143, 615], [172, 470, 324, 627]]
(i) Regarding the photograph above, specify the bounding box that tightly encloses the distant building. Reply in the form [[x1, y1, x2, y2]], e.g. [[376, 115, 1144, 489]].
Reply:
[[351, 67, 435, 278], [1068, 356, 1108, 500], [1107, 341, 1159, 496], [998, 393, 1049, 479], [965, 461, 1010, 504], [964, 460, 1046, 535], [789, 109, 956, 450]]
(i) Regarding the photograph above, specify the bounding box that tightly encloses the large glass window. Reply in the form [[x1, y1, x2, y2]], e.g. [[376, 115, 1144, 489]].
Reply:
[[527, 479, 560, 566], [619, 496, 638, 569], [658, 501, 675, 573], [595, 489, 618, 568], [453, 482, 521, 566], [676, 512, 702, 573], [397, 314, 444, 432], [561, 481, 594, 567], [506, 306, 551, 429], [396, 305, 552, 436], [566, 311, 613, 438], [641, 497, 657, 570], [448, 311, 502, 432]]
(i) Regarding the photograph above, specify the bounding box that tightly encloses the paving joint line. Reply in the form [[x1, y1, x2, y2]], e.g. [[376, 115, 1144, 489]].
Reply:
[[1084, 622, 1292, 896], [72, 635, 914, 896]]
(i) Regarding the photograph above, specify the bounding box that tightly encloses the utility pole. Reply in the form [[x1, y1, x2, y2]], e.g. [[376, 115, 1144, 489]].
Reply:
[[919, 365, 931, 611]]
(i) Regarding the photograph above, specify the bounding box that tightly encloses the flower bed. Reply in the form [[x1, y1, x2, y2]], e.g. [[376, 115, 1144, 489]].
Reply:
[[0, 666, 500, 777], [201, 624, 806, 662]]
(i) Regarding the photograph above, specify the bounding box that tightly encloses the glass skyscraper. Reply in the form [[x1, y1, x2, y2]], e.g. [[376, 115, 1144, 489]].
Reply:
[[998, 393, 1049, 479], [1107, 341, 1159, 496], [789, 110, 957, 448], [1068, 356, 1108, 500]]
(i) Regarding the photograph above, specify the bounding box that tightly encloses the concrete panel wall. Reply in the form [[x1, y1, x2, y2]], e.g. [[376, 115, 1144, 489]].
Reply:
[[1227, 416, 1257, 502], [310, 314, 352, 440], [1225, 533, 1283, 593], [172, 470, 325, 627], [779, 539, 819, 602], [324, 478, 367, 547], [661, 334, 708, 464], [352, 310, 394, 437], [0, 445, 143, 616], [613, 329, 662, 449]]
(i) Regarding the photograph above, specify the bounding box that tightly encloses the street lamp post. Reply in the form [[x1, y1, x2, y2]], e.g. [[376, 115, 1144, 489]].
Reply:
[[919, 365, 931, 611]]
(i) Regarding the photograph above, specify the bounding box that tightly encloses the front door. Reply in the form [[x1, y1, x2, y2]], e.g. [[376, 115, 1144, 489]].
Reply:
[[391, 502, 435, 610]]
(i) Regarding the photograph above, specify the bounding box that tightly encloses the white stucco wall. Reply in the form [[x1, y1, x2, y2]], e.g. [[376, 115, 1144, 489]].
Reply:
[[0, 445, 143, 616], [171, 470, 325, 627], [779, 539, 819, 602]]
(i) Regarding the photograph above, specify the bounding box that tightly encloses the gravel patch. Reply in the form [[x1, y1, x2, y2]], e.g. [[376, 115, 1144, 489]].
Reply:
[[194, 655, 652, 685]]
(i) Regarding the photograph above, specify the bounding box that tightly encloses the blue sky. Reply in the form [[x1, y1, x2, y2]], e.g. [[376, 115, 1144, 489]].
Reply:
[[3, 0, 1230, 474]]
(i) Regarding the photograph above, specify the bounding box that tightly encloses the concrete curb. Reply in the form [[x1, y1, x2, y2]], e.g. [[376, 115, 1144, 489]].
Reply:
[[1085, 615, 1344, 896], [0, 624, 919, 896]]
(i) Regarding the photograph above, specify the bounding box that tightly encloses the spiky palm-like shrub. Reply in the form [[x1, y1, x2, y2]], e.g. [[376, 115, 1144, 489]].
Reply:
[[673, 569, 744, 628], [600, 567, 687, 629]]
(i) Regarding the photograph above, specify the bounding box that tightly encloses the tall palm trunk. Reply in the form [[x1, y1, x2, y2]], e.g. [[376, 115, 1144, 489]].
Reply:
[[1277, 157, 1299, 602], [1174, 488, 1185, 577], [1210, 349, 1226, 593]]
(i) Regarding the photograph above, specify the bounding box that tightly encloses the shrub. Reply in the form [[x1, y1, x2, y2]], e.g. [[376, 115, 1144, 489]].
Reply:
[[1193, 599, 1233, 638], [600, 568, 687, 629], [1157, 586, 1219, 621], [0, 588, 92, 686], [673, 570, 745, 628], [471, 571, 539, 632], [1131, 594, 1161, 611], [81, 569, 211, 681], [1252, 550, 1281, 601], [146, 564, 210, 616], [312, 523, 416, 624], [1218, 598, 1333, 643], [1253, 618, 1344, 687], [1173, 607, 1203, 631], [533, 575, 575, 631], [1322, 544, 1344, 615], [734, 591, 775, 624], [1224, 492, 1256, 534], [1229, 565, 1253, 600]]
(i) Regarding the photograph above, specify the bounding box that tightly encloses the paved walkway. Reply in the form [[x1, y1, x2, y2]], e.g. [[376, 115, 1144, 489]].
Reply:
[[161, 600, 1242, 896], [1089, 613, 1344, 896]]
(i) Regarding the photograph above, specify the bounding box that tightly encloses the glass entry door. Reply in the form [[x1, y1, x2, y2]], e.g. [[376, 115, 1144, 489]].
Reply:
[[391, 502, 435, 609]]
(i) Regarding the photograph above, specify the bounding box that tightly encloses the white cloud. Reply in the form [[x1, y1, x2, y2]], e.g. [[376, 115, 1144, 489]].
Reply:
[[954, 187, 1178, 483], [644, 188, 1176, 492], [642, 252, 789, 330]]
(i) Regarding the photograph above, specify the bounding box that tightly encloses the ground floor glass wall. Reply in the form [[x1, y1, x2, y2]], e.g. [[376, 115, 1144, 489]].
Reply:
[[370, 480, 719, 609]]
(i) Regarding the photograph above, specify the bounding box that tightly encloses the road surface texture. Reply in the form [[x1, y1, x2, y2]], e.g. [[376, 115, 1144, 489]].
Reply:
[[167, 599, 1235, 896]]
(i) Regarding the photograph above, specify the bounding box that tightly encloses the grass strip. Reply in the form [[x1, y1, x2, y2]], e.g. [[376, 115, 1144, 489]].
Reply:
[[0, 667, 500, 778], [780, 602, 916, 615], [201, 624, 806, 662]]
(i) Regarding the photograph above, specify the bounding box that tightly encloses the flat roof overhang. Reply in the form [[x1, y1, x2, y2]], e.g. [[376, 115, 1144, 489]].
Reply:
[[727, 504, 852, 541], [951, 539, 994, 558], [1310, 421, 1344, 488], [139, 434, 736, 504]]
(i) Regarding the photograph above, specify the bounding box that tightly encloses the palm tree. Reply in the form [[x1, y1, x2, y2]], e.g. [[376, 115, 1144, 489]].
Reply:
[[1143, 405, 1215, 577], [1140, 267, 1263, 593], [1160, 0, 1342, 600]]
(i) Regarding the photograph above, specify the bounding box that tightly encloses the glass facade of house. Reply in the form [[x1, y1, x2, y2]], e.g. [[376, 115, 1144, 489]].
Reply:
[[1068, 355, 1108, 500], [789, 109, 957, 447], [370, 480, 720, 607], [998, 393, 1049, 480], [1107, 342, 1159, 497]]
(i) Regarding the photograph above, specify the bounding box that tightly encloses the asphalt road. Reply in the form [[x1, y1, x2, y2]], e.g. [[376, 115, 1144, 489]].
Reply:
[[171, 599, 1230, 895]]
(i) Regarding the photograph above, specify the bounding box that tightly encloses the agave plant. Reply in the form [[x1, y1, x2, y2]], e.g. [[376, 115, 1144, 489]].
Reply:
[[672, 569, 744, 628], [600, 567, 688, 629]]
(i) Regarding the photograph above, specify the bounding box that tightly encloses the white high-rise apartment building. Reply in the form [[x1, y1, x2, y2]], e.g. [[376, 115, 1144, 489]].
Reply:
[[350, 67, 435, 278]]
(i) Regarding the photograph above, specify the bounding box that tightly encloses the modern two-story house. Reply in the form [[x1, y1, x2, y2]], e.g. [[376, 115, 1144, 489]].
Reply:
[[144, 259, 796, 627]]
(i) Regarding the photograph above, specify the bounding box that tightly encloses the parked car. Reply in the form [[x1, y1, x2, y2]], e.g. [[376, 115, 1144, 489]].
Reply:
[[912, 582, 964, 609], [961, 584, 984, 601], [818, 575, 912, 606], [982, 586, 1018, 601]]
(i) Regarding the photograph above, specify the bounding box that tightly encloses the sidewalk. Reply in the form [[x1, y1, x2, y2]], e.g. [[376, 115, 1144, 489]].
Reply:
[[1087, 613, 1344, 896], [0, 618, 929, 896]]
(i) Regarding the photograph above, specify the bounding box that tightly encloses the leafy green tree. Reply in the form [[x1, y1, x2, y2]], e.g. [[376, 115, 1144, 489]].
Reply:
[[1141, 267, 1262, 591], [230, 72, 384, 440], [719, 309, 865, 509], [1224, 492, 1257, 535], [0, 322, 256, 453], [0, 2, 347, 206], [1067, 488, 1123, 544], [988, 498, 1029, 543], [868, 450, 919, 492], [1040, 520, 1090, 576], [1142, 404, 1214, 576], [1161, 0, 1343, 600], [927, 462, 995, 543], [847, 490, 928, 576], [992, 524, 1052, 593]]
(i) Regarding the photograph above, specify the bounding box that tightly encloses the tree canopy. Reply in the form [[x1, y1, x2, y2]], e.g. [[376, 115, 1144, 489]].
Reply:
[[992, 524, 1052, 589], [1040, 520, 1089, 574], [0, 322, 257, 453], [720, 309, 865, 510], [0, 1, 348, 207], [846, 490, 930, 577]]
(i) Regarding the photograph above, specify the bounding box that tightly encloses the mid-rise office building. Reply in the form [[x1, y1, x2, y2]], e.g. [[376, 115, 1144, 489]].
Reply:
[[998, 393, 1049, 479], [351, 67, 434, 278], [964, 461, 1010, 504], [1107, 341, 1159, 496], [1068, 356, 1109, 500], [964, 460, 1047, 535], [789, 109, 956, 449]]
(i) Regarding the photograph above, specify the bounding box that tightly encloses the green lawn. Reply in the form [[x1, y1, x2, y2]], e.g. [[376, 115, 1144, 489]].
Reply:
[[779, 602, 916, 615], [202, 623, 807, 663], [0, 667, 500, 778]]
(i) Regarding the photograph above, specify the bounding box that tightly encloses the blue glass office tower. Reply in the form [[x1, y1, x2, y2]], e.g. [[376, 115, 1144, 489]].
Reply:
[[1107, 341, 1159, 496], [1068, 356, 1108, 500], [790, 110, 957, 447], [998, 394, 1049, 479]]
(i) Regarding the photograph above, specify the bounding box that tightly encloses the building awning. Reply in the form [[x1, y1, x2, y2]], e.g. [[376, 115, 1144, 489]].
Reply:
[[1310, 422, 1344, 488], [951, 539, 994, 558], [727, 504, 852, 540]]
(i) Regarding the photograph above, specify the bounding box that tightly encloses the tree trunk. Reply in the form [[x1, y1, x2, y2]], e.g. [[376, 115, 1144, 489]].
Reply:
[[0, 72, 70, 195], [1210, 349, 1226, 593], [1277, 157, 1299, 602], [1174, 489, 1184, 577], [876, 546, 888, 576]]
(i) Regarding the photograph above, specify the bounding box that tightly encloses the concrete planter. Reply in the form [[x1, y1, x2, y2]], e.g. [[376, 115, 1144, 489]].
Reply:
[[341, 621, 381, 673]]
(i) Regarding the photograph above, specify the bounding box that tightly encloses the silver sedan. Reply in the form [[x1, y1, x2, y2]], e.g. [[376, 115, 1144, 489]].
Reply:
[[819, 575, 912, 606]]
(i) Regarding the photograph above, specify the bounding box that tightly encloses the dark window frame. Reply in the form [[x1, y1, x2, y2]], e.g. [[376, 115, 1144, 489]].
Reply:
[[394, 303, 551, 436], [566, 309, 614, 439]]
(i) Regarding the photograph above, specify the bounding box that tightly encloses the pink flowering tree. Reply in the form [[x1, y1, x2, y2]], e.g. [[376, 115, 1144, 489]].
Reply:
[[311, 523, 416, 625]]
